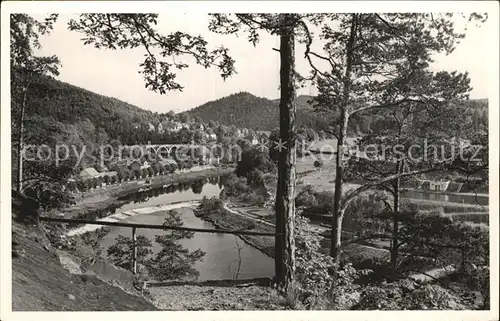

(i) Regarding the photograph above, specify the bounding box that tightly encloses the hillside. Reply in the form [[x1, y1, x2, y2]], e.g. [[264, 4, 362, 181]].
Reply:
[[11, 191, 157, 311], [12, 222, 158, 311], [186, 92, 326, 131], [17, 73, 160, 143]]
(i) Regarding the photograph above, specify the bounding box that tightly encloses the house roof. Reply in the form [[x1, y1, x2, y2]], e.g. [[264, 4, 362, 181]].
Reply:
[[98, 171, 117, 177], [126, 159, 143, 166], [159, 159, 178, 166], [108, 160, 127, 168], [79, 167, 99, 178]]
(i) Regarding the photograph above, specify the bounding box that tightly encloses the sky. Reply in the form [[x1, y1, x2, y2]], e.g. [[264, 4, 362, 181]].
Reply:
[[36, 13, 495, 114]]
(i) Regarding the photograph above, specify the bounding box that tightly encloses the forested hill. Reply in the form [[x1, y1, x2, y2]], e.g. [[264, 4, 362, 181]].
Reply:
[[186, 91, 488, 134], [185, 92, 324, 131], [19, 73, 158, 142], [18, 73, 488, 142]]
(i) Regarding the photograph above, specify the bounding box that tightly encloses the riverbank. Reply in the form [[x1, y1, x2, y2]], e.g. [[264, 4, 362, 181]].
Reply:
[[62, 167, 234, 220]]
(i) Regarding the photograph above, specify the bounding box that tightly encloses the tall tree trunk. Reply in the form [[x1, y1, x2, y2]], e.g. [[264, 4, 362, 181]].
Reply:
[[391, 160, 402, 268], [330, 13, 357, 262], [330, 110, 348, 263], [16, 82, 29, 192], [274, 14, 296, 290]]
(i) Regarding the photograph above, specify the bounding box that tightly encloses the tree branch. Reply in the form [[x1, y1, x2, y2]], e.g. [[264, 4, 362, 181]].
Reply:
[[341, 165, 445, 211]]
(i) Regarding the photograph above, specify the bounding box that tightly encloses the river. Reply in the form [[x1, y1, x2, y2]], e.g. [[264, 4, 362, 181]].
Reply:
[[89, 175, 486, 281], [98, 177, 275, 281]]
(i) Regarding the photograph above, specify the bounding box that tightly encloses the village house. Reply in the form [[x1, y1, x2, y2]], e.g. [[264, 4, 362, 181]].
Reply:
[[157, 122, 164, 134], [191, 123, 205, 131], [79, 167, 100, 180], [420, 179, 451, 192], [107, 160, 127, 171], [161, 121, 182, 132], [159, 159, 178, 168], [147, 123, 155, 132], [429, 180, 450, 192], [205, 132, 217, 141], [140, 160, 151, 170], [97, 171, 118, 185], [127, 159, 143, 171]]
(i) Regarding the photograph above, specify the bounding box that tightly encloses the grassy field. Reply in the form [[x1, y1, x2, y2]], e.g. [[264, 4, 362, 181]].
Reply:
[[293, 154, 489, 219]]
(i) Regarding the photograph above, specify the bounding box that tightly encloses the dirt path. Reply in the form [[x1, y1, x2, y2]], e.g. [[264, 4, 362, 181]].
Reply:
[[224, 203, 275, 227]]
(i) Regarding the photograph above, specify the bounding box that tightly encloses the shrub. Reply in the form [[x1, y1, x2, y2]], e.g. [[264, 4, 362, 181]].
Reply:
[[352, 280, 471, 310], [399, 284, 469, 310], [295, 188, 335, 214], [67, 180, 77, 192], [246, 168, 265, 186], [397, 213, 489, 275], [223, 174, 251, 198], [236, 147, 275, 178], [295, 185, 317, 208], [195, 196, 224, 217], [314, 160, 323, 169], [293, 215, 365, 309]]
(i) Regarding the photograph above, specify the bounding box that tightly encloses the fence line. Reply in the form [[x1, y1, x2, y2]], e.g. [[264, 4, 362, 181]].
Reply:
[[40, 216, 279, 275], [39, 216, 279, 237]]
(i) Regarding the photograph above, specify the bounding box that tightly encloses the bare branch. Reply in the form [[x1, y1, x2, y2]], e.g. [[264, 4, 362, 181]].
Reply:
[[341, 165, 445, 211]]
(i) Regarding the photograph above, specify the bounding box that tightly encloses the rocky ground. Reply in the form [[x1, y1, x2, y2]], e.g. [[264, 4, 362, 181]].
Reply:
[[11, 221, 157, 311], [148, 283, 288, 310]]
